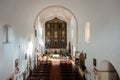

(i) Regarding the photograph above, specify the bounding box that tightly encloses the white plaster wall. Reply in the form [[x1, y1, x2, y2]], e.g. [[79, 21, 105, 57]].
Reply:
[[0, 25, 16, 79], [0, 0, 120, 79], [77, 1, 120, 78]]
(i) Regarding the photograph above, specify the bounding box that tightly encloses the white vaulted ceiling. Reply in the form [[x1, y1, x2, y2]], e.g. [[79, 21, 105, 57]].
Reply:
[[38, 6, 74, 26]]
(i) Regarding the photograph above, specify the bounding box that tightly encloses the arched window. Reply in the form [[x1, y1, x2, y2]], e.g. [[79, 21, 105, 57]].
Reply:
[[85, 21, 90, 43]]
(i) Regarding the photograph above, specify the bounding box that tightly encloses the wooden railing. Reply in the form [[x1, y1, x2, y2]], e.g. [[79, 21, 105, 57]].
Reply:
[[94, 67, 116, 73]]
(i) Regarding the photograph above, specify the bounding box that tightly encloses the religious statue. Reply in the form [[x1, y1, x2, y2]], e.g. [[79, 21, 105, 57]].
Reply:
[[79, 52, 86, 71], [54, 31, 58, 38], [62, 39, 65, 46], [47, 31, 50, 38], [62, 31, 65, 37], [47, 39, 50, 47]]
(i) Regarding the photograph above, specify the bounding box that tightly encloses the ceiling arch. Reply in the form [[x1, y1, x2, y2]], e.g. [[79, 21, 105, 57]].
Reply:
[[34, 5, 78, 50]]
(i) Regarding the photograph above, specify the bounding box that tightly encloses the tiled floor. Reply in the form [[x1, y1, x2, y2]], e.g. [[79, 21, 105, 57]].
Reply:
[[50, 60, 61, 80]]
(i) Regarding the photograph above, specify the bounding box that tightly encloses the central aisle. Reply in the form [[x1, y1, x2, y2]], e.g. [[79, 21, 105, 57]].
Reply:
[[50, 59, 61, 80]]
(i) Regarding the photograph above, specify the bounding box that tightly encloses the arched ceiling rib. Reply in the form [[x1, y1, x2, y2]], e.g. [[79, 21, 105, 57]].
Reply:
[[38, 6, 73, 26]]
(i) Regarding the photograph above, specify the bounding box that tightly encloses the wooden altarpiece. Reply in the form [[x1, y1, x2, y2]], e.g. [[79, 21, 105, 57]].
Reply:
[[45, 17, 67, 49]]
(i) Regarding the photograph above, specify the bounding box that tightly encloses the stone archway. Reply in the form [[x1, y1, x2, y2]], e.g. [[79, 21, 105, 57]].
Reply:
[[34, 5, 78, 58], [97, 60, 120, 80]]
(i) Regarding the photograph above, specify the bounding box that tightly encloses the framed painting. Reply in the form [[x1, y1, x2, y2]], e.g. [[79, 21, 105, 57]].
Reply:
[[93, 58, 97, 67]]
